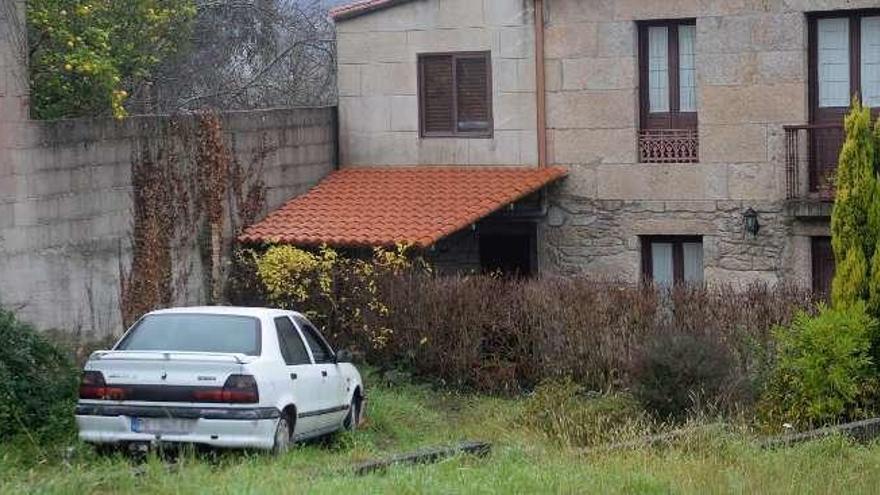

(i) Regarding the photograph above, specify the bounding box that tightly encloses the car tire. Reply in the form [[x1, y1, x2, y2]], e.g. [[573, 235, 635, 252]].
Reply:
[[343, 396, 360, 431], [272, 416, 291, 455]]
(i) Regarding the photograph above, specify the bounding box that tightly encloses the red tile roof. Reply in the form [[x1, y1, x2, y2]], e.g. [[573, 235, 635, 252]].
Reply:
[[330, 0, 417, 21], [240, 166, 567, 248]]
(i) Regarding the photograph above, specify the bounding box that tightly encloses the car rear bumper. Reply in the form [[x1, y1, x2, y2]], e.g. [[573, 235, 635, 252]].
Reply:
[[76, 404, 281, 450]]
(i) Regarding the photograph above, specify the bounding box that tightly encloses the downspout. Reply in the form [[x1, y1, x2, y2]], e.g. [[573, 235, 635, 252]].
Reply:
[[534, 0, 547, 168]]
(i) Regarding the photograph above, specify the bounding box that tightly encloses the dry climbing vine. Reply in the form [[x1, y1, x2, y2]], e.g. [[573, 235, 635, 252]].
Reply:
[[197, 111, 232, 303], [119, 112, 270, 328], [120, 122, 189, 328]]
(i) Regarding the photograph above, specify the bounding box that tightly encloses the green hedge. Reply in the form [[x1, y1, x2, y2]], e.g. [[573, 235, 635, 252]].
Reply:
[[0, 309, 78, 441], [760, 302, 880, 428]]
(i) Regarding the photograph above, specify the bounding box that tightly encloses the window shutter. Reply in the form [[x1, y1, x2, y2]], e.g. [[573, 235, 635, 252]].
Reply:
[[421, 56, 455, 134], [456, 56, 491, 132]]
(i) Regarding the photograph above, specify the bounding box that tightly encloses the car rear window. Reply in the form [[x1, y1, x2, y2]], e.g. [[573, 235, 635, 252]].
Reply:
[[116, 314, 261, 355]]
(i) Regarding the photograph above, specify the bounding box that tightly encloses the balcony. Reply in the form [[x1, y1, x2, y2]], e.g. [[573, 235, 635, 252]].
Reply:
[[638, 129, 699, 163], [784, 123, 844, 203]]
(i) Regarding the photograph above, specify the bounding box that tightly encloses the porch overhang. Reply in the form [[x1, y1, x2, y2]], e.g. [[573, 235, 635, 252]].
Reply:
[[239, 166, 567, 248]]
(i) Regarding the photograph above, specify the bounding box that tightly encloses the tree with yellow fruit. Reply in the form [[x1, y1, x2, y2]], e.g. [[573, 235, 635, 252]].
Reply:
[[27, 0, 195, 119]]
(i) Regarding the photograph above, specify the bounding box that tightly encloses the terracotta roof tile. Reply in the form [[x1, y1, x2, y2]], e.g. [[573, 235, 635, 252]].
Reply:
[[239, 166, 567, 248], [330, 0, 416, 21]]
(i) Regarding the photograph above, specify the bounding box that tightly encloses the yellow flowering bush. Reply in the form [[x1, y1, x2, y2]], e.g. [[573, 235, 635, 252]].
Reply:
[[254, 244, 421, 353]]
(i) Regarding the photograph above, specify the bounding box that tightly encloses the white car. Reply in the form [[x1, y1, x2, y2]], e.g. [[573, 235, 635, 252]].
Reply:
[[75, 307, 365, 453]]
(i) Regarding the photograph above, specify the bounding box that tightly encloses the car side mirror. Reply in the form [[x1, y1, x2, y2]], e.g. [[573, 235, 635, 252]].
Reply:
[[335, 349, 353, 363]]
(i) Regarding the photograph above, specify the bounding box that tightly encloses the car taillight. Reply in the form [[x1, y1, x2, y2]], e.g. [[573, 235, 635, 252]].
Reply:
[[192, 374, 259, 404], [79, 371, 127, 400]]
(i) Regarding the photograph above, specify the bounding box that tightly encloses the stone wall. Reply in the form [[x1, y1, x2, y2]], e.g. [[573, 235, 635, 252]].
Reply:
[[336, 0, 539, 166], [540, 196, 796, 286], [0, 108, 337, 336], [538, 0, 863, 285]]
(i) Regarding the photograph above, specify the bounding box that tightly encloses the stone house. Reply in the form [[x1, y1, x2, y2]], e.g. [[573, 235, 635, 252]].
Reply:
[[244, 0, 880, 292]]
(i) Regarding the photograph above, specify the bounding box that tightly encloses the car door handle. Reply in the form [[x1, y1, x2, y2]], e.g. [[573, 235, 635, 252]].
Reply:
[[321, 370, 328, 377], [290, 373, 297, 380]]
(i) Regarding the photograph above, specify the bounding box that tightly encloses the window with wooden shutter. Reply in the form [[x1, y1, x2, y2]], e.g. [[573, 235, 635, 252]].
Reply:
[[418, 52, 492, 138]]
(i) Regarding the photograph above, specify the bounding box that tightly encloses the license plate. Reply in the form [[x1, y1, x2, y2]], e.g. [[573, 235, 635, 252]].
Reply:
[[131, 417, 196, 435]]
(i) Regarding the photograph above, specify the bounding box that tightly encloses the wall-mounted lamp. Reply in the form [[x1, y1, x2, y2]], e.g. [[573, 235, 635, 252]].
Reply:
[[743, 208, 760, 237]]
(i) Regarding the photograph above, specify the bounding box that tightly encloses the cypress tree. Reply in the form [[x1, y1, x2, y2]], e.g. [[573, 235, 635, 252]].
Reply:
[[831, 97, 880, 309]]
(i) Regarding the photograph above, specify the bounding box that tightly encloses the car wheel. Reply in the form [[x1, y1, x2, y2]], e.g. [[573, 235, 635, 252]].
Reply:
[[273, 416, 291, 455], [343, 396, 360, 431]]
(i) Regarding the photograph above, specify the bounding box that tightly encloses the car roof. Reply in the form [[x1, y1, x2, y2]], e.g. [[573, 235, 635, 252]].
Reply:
[[147, 306, 301, 319]]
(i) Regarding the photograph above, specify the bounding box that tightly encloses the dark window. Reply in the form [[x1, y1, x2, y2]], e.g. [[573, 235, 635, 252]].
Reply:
[[478, 223, 537, 277], [274, 317, 311, 365], [295, 317, 334, 364], [418, 52, 492, 138], [117, 314, 261, 355], [638, 20, 699, 163], [641, 236, 704, 286], [812, 236, 836, 298]]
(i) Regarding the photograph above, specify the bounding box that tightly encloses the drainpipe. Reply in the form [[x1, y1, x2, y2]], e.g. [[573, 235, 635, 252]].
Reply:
[[534, 0, 547, 168]]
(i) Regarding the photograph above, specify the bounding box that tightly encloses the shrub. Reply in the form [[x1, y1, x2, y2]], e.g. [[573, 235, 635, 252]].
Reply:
[[760, 303, 880, 429], [234, 247, 815, 399], [521, 378, 649, 447], [249, 244, 421, 356], [224, 247, 268, 308], [631, 331, 746, 420], [0, 309, 79, 442], [830, 98, 880, 311]]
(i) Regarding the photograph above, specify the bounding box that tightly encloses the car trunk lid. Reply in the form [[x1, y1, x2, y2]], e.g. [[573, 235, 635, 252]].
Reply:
[[87, 351, 253, 388]]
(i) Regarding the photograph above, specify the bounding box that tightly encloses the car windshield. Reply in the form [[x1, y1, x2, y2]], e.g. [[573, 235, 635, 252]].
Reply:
[[116, 314, 261, 355]]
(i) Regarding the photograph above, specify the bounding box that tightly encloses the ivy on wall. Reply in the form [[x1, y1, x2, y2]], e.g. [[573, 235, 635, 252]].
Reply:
[[119, 113, 269, 328]]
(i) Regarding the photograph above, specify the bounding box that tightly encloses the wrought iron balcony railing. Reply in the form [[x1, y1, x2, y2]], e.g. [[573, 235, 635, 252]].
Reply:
[[784, 123, 844, 201], [638, 128, 699, 164]]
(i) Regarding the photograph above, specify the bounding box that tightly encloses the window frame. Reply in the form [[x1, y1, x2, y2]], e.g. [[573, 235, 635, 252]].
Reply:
[[293, 316, 336, 364], [641, 235, 704, 285], [115, 313, 262, 356], [417, 51, 494, 139], [274, 316, 311, 366], [638, 19, 698, 131], [808, 9, 880, 124]]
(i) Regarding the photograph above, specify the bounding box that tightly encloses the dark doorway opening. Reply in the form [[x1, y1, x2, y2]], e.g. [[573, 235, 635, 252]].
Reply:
[[811, 236, 835, 299], [478, 223, 536, 277]]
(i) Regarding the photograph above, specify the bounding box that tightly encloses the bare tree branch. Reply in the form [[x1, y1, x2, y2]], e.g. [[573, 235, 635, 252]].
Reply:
[[174, 37, 335, 110], [135, 0, 339, 113]]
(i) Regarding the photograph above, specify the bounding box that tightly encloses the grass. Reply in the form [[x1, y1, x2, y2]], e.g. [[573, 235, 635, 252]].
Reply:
[[3, 377, 880, 494]]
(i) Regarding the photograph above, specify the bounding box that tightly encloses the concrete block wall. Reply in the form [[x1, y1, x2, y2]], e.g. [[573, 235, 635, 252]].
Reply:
[[336, 0, 539, 166], [538, 0, 875, 286], [0, 108, 337, 336]]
